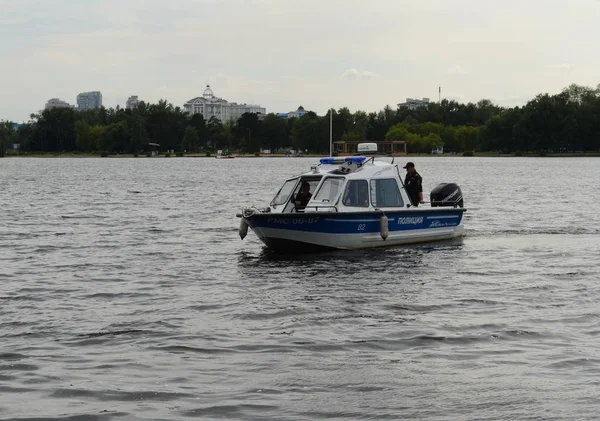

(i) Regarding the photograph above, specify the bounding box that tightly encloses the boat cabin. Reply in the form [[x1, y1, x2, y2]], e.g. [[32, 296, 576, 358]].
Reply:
[[269, 144, 414, 214]]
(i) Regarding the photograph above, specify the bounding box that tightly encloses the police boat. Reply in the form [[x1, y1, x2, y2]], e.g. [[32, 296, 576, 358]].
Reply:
[[237, 143, 466, 252]]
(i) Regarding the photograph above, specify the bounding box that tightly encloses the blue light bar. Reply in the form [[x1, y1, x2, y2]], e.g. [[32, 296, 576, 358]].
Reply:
[[344, 156, 367, 164], [320, 157, 337, 164]]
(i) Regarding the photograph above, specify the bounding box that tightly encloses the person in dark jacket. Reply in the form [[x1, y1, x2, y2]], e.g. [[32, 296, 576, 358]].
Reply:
[[403, 162, 424, 206], [295, 182, 312, 207]]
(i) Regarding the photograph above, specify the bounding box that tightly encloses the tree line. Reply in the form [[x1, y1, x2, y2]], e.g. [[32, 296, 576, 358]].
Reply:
[[1, 83, 599, 156]]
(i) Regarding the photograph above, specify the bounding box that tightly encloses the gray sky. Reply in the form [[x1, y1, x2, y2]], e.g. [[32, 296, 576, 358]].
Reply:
[[1, 0, 599, 122]]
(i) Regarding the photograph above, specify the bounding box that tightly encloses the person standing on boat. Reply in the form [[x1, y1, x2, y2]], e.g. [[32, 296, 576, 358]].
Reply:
[[403, 162, 424, 206]]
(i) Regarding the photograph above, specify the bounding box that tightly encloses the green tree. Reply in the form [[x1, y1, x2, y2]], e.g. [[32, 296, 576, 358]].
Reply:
[[384, 123, 411, 140], [422, 133, 444, 153], [0, 121, 15, 156], [512, 93, 574, 152], [455, 126, 479, 151], [352, 110, 369, 140], [206, 117, 226, 151], [89, 126, 104, 151], [99, 121, 128, 152], [0, 120, 17, 156], [234, 113, 261, 153], [562, 83, 599, 104], [129, 115, 148, 153], [366, 111, 388, 141], [16, 124, 34, 151], [339, 110, 369, 141], [261, 114, 290, 151], [29, 107, 79, 152], [292, 112, 328, 153], [474, 99, 502, 125], [182, 126, 199, 152], [146, 100, 187, 151], [74, 121, 92, 152], [189, 113, 207, 151], [405, 133, 423, 153], [478, 108, 522, 152], [332, 107, 353, 142]]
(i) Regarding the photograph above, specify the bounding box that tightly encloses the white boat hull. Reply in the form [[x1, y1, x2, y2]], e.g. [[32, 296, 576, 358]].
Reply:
[[253, 225, 464, 250]]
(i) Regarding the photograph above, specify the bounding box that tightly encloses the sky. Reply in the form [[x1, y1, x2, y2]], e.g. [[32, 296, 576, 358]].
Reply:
[[1, 0, 599, 122]]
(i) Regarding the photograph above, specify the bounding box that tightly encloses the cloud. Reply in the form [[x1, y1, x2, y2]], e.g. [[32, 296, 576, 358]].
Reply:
[[443, 93, 468, 103], [341, 68, 359, 80], [207, 74, 229, 86], [341, 68, 378, 80], [495, 95, 535, 107], [360, 71, 378, 80], [446, 65, 467, 75], [0, 18, 27, 25], [548, 63, 574, 70]]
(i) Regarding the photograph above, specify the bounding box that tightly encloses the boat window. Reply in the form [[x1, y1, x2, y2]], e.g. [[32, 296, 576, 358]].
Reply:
[[270, 179, 298, 206], [292, 179, 319, 204], [313, 177, 344, 203], [342, 180, 369, 207], [370, 178, 404, 207]]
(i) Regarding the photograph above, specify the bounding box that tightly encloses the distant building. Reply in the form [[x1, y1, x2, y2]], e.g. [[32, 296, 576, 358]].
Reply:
[[397, 97, 430, 110], [126, 95, 141, 110], [183, 85, 265, 122], [278, 105, 308, 119], [76, 91, 102, 110], [45, 98, 72, 110], [230, 102, 266, 121]]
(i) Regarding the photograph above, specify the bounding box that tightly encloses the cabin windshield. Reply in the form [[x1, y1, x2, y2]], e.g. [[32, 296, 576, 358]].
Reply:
[[270, 178, 298, 206], [291, 178, 320, 207], [312, 177, 345, 204]]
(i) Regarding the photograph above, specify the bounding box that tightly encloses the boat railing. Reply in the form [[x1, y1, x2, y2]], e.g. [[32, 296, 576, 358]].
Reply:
[[370, 155, 395, 164], [304, 205, 338, 213]]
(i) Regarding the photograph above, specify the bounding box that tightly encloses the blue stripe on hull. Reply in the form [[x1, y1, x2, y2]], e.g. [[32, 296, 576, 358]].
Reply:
[[246, 209, 464, 235]]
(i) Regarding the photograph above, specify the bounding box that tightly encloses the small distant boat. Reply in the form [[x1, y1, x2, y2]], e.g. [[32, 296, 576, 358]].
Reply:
[[215, 154, 235, 159]]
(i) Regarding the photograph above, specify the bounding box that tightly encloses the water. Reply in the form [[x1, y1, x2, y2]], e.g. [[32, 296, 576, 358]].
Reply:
[[1, 156, 599, 420]]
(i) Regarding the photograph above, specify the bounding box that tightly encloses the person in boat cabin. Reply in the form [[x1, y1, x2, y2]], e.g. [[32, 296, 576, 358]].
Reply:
[[295, 182, 313, 207], [403, 162, 424, 206]]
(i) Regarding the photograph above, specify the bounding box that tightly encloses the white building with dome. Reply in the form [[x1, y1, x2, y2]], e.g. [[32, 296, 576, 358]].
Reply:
[[183, 86, 266, 122], [277, 105, 308, 119]]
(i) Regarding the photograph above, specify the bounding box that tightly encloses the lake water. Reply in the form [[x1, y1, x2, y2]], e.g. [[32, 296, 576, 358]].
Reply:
[[1, 156, 599, 420]]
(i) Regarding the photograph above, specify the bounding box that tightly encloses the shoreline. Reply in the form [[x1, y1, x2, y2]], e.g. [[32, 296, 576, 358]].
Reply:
[[3, 152, 600, 158]]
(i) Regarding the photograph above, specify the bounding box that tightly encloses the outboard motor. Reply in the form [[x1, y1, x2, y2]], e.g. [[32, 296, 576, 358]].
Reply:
[[430, 183, 464, 208]]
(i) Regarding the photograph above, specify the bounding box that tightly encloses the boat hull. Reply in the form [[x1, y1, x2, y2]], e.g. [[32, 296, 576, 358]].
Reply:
[[244, 208, 466, 253]]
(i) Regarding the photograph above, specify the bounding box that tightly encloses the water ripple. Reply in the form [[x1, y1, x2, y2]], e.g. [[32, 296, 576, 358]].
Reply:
[[1, 157, 599, 420]]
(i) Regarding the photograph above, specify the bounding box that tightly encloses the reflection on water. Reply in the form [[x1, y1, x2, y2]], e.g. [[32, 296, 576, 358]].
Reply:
[[238, 238, 465, 264], [237, 248, 424, 279]]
